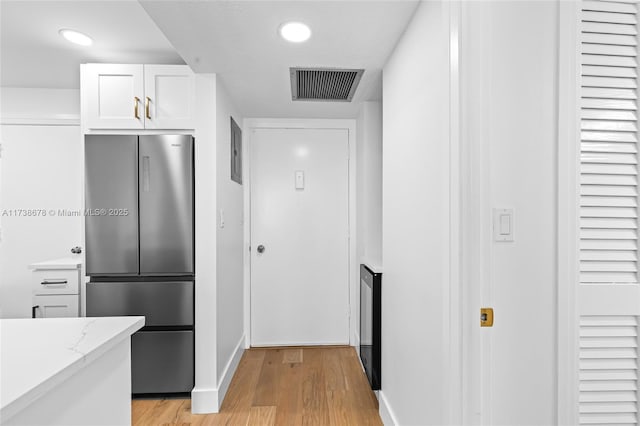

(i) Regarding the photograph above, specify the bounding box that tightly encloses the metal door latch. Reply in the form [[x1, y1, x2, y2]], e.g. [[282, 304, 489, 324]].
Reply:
[[480, 308, 494, 327]]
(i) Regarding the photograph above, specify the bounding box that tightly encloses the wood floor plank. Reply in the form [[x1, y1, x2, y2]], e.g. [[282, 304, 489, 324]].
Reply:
[[326, 389, 354, 426], [253, 349, 283, 406], [222, 349, 266, 425], [132, 399, 160, 424], [170, 399, 193, 424], [282, 348, 303, 364], [360, 408, 385, 426], [134, 398, 187, 425], [223, 349, 265, 411], [132, 346, 382, 426], [323, 348, 346, 392], [274, 363, 303, 425], [340, 347, 378, 409], [247, 406, 277, 425], [301, 348, 330, 425]]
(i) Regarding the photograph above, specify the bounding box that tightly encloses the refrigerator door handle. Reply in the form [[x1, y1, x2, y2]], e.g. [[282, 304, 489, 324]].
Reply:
[[142, 156, 150, 192]]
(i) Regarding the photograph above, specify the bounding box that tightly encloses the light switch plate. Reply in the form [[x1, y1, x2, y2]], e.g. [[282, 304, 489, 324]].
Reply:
[[493, 208, 514, 242], [295, 170, 305, 190], [219, 209, 225, 229]]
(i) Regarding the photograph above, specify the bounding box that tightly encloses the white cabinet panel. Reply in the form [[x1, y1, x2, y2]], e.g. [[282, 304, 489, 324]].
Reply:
[[85, 64, 144, 129], [144, 65, 195, 129], [33, 295, 79, 318]]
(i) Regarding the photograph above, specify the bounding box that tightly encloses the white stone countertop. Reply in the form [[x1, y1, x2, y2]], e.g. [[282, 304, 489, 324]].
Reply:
[[0, 316, 144, 421], [28, 257, 83, 270]]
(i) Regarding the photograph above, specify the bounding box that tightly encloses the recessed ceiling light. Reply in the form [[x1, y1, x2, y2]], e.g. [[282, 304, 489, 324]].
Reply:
[[59, 29, 93, 46], [279, 22, 311, 43]]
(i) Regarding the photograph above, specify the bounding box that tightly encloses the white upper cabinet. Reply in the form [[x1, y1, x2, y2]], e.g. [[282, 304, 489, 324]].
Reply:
[[144, 65, 195, 129], [85, 64, 145, 129], [84, 64, 195, 130]]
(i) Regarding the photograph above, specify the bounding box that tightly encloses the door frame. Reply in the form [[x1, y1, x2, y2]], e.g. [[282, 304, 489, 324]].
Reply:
[[242, 118, 357, 348], [557, 2, 581, 424]]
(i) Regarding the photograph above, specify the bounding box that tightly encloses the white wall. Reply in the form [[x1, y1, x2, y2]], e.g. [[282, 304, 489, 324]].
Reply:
[[356, 101, 383, 271], [192, 74, 219, 413], [1, 88, 80, 123], [215, 80, 245, 400], [461, 2, 558, 424], [0, 88, 82, 319], [381, 1, 451, 424], [192, 75, 245, 414]]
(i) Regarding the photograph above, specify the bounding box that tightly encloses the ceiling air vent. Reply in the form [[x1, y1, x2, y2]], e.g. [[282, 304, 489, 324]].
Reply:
[[290, 67, 364, 102]]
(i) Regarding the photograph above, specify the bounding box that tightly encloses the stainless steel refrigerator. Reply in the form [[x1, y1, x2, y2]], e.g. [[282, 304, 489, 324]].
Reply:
[[85, 134, 194, 394]]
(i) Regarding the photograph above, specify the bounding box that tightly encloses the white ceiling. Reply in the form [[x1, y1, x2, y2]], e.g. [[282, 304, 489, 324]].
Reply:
[[0, 1, 184, 89], [1, 0, 418, 118], [140, 1, 419, 118]]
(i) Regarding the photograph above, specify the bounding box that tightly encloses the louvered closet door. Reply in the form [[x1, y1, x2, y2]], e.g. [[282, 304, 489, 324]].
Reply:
[[579, 1, 640, 424]]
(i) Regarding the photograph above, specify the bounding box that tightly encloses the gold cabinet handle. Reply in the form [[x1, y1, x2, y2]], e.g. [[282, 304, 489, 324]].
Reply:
[[134, 96, 140, 119], [145, 96, 151, 119]]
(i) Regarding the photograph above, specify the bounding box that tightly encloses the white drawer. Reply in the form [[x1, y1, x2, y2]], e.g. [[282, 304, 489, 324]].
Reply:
[[32, 294, 79, 318], [32, 269, 79, 295]]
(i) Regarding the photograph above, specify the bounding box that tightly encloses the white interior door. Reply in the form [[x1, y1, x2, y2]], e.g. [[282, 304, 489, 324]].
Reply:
[[250, 128, 350, 346], [0, 125, 83, 318]]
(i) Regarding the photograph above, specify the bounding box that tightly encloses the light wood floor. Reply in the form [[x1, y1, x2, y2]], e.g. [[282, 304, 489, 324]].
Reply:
[[132, 346, 383, 426]]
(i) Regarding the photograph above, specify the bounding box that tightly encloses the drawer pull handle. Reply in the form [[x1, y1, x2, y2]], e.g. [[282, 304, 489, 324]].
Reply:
[[32, 305, 39, 318], [41, 280, 68, 285]]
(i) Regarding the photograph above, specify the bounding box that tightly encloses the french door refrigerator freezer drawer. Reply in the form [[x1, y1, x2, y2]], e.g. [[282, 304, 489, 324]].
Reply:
[[86, 280, 193, 327], [131, 330, 194, 394]]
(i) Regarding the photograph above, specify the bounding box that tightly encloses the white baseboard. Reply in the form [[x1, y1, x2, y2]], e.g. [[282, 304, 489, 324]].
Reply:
[[191, 334, 246, 414], [378, 391, 399, 426], [191, 387, 219, 414], [217, 334, 246, 405]]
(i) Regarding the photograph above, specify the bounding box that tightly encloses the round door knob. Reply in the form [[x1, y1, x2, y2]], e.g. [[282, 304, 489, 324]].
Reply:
[[70, 246, 82, 254], [257, 245, 265, 254]]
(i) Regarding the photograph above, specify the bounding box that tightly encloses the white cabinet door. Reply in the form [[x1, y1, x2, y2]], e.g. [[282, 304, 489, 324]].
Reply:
[[33, 295, 79, 318], [143, 65, 195, 129], [85, 64, 144, 129]]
